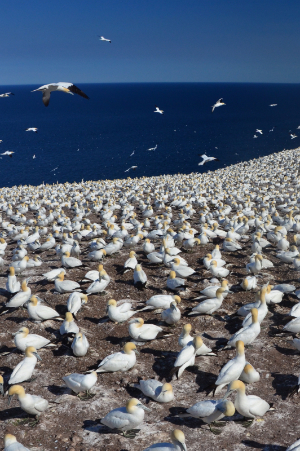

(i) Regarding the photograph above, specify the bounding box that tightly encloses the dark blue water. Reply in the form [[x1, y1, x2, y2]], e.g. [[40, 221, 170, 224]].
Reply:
[[0, 82, 300, 187]]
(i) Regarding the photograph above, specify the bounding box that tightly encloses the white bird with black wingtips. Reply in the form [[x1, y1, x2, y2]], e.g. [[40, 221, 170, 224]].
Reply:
[[31, 82, 89, 106]]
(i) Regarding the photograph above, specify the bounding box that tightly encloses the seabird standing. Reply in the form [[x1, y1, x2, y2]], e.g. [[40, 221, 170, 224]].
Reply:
[[32, 82, 89, 107]]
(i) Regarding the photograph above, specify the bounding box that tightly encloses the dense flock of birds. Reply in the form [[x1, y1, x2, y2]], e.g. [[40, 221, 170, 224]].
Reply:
[[2, 148, 300, 450]]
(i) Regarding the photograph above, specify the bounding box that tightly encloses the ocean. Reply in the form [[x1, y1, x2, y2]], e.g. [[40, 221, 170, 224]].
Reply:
[[0, 82, 299, 187]]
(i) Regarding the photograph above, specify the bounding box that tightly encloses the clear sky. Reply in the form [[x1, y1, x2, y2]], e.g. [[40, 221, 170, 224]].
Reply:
[[1, 0, 300, 85]]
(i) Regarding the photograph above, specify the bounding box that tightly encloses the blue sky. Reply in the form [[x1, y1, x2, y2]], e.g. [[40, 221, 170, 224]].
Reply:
[[1, 0, 300, 84]]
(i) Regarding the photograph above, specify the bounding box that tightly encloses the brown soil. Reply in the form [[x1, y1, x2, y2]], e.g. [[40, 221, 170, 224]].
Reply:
[[0, 207, 299, 451]]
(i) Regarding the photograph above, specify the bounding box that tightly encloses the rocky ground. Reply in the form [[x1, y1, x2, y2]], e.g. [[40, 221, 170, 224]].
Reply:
[[0, 207, 300, 451]]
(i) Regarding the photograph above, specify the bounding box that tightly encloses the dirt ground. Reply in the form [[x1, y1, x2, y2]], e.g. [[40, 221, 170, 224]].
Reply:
[[1, 204, 300, 451]]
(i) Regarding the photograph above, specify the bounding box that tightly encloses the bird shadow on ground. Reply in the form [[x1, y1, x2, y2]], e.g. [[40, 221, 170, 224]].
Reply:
[[194, 369, 218, 393], [271, 371, 298, 400], [242, 439, 285, 450], [103, 334, 128, 346], [2, 407, 29, 421], [141, 347, 176, 380], [274, 343, 298, 356], [4, 316, 27, 324], [47, 384, 70, 396], [164, 411, 207, 430], [82, 419, 134, 436]]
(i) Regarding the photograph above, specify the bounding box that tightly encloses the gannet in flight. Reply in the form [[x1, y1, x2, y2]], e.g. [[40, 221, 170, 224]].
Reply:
[[25, 128, 38, 133], [291, 134, 297, 139], [98, 36, 111, 43], [212, 98, 225, 112], [0, 140, 2, 143], [198, 154, 219, 166], [146, 144, 158, 151], [1, 151, 14, 158], [154, 105, 164, 114], [32, 82, 89, 107], [253, 135, 258, 138], [33, 155, 36, 159], [0, 92, 14, 97], [269, 104, 277, 106], [125, 166, 138, 173], [130, 150, 135, 156], [256, 129, 263, 134]]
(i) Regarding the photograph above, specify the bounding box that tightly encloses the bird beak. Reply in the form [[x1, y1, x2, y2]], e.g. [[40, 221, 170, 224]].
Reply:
[[33, 352, 42, 361], [134, 349, 140, 355], [141, 405, 151, 412], [181, 444, 187, 451], [222, 390, 232, 400], [8, 395, 13, 405]]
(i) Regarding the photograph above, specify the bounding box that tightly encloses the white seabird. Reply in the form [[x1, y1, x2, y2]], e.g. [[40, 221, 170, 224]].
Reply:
[[98, 35, 111, 43], [212, 98, 225, 112], [25, 128, 38, 133], [154, 105, 164, 114], [198, 154, 219, 166], [125, 166, 138, 173], [32, 82, 89, 107]]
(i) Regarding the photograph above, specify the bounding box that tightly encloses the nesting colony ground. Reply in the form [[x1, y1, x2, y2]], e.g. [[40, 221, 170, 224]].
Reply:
[[1, 148, 300, 451]]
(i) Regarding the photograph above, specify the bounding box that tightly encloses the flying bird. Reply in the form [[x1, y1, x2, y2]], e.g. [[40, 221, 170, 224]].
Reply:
[[256, 129, 263, 134], [0, 92, 14, 97], [146, 144, 158, 151], [25, 128, 38, 133], [269, 104, 277, 107], [98, 36, 111, 43], [1, 151, 14, 158], [33, 155, 36, 159], [32, 82, 89, 107], [253, 135, 258, 138], [212, 98, 225, 112], [125, 166, 138, 173], [50, 167, 58, 172], [154, 106, 164, 114], [291, 134, 297, 139], [130, 150, 135, 157], [198, 154, 219, 166]]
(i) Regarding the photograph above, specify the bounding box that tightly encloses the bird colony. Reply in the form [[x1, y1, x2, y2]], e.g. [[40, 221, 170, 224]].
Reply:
[[2, 147, 300, 451]]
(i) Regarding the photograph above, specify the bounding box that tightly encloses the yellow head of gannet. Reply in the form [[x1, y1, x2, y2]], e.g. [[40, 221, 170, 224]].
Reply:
[[236, 340, 244, 356], [170, 430, 186, 450], [162, 382, 173, 394], [65, 312, 74, 322], [57, 271, 65, 281], [124, 342, 139, 354], [193, 336, 203, 350], [173, 295, 181, 304], [169, 271, 176, 279], [129, 251, 136, 258], [25, 345, 42, 360], [98, 264, 104, 272], [8, 384, 26, 402], [183, 323, 192, 335], [126, 397, 151, 413], [28, 296, 38, 306]]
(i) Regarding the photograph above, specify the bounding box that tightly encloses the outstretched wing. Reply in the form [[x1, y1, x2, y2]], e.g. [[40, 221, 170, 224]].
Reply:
[[69, 84, 89, 99], [42, 91, 51, 107]]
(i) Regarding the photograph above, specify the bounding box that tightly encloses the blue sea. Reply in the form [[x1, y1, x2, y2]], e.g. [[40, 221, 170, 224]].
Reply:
[[0, 82, 299, 187]]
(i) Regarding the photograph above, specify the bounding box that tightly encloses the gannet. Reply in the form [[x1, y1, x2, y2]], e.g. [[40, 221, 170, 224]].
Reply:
[[226, 308, 260, 347], [189, 287, 228, 316], [8, 385, 48, 417], [133, 264, 147, 290], [4, 434, 30, 451], [61, 251, 82, 268], [86, 268, 110, 293], [223, 380, 270, 419], [13, 326, 51, 352], [167, 271, 185, 290], [60, 312, 79, 335], [9, 346, 42, 384], [25, 128, 38, 133], [198, 154, 219, 166], [239, 363, 260, 384], [1, 279, 31, 312], [98, 35, 111, 43], [214, 341, 245, 394], [146, 144, 158, 151], [170, 336, 203, 379], [43, 268, 66, 281], [142, 430, 186, 451], [125, 166, 138, 173], [129, 317, 166, 341], [178, 324, 215, 355], [96, 342, 138, 373], [26, 296, 61, 321], [242, 287, 268, 326], [67, 292, 87, 316], [32, 82, 89, 107], [107, 299, 137, 323], [212, 98, 225, 112], [54, 271, 80, 293], [133, 380, 174, 402], [154, 105, 164, 114], [256, 129, 263, 134], [71, 332, 89, 357], [63, 371, 97, 395], [161, 300, 181, 325], [141, 294, 181, 311], [0, 92, 14, 97], [180, 399, 235, 424], [100, 398, 150, 436]]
